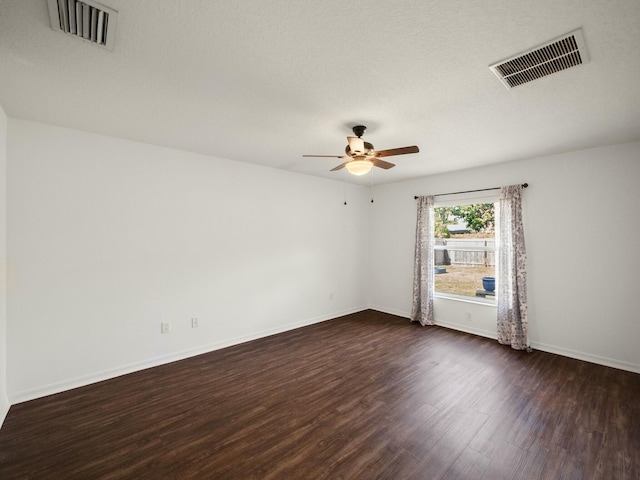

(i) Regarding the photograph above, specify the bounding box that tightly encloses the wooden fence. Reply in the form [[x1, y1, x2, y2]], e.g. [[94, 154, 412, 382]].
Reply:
[[435, 238, 495, 266]]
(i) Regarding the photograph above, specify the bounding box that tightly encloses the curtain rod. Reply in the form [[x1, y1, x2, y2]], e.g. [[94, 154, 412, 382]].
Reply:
[[414, 183, 528, 200]]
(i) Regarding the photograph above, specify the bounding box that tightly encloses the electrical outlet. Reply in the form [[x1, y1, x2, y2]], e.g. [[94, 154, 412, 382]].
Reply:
[[161, 322, 170, 334], [466, 312, 472, 321], [191, 317, 199, 328]]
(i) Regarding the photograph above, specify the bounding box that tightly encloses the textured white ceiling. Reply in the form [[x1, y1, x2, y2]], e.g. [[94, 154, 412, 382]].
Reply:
[[1, 0, 639, 184]]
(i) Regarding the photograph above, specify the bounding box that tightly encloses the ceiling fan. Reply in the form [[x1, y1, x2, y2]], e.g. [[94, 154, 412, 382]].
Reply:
[[303, 125, 419, 176]]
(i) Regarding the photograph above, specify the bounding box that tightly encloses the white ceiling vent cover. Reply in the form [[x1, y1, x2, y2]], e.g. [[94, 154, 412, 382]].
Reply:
[[489, 29, 589, 90], [47, 0, 118, 51]]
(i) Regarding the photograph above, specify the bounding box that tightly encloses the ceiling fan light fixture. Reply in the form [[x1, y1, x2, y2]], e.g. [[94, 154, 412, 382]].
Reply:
[[345, 157, 373, 176]]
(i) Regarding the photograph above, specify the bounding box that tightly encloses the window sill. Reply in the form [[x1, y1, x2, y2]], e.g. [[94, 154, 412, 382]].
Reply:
[[434, 292, 497, 307]]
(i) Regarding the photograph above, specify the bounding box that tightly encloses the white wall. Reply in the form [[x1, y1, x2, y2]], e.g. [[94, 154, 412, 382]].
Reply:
[[6, 119, 371, 402], [0, 104, 8, 424], [4, 117, 639, 414], [370, 141, 640, 373]]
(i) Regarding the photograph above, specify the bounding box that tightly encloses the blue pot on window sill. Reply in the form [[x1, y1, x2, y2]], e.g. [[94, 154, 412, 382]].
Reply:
[[482, 277, 495, 292]]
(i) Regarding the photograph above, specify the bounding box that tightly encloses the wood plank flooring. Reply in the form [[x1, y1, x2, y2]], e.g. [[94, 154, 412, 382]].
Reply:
[[1, 310, 639, 479]]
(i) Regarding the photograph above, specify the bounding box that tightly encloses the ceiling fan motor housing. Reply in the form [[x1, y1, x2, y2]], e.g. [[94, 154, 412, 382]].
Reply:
[[345, 141, 374, 156]]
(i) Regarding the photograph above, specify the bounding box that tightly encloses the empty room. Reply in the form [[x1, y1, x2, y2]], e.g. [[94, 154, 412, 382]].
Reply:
[[0, 0, 639, 478]]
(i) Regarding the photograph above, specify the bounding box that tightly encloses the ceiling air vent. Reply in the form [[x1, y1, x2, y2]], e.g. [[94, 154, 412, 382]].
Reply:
[[489, 29, 589, 90], [47, 0, 118, 51]]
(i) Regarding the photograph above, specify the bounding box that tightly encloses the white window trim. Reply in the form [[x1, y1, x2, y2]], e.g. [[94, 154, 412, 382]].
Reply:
[[434, 291, 497, 306]]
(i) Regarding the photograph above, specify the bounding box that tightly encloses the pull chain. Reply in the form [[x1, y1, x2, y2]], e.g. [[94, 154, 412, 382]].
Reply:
[[370, 167, 374, 203]]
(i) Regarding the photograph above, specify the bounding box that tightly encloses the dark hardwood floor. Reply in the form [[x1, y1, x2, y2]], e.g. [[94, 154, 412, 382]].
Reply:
[[1, 310, 639, 479]]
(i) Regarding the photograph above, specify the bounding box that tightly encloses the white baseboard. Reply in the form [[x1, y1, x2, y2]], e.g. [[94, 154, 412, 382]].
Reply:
[[529, 341, 640, 374], [370, 305, 497, 339], [9, 305, 639, 406], [369, 305, 640, 374], [368, 305, 411, 319], [0, 396, 10, 429], [10, 306, 367, 405], [433, 319, 498, 341]]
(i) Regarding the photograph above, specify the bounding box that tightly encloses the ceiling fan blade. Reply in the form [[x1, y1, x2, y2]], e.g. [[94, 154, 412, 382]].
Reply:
[[302, 155, 344, 158], [375, 146, 419, 157], [330, 161, 349, 171], [347, 136, 365, 153], [372, 158, 395, 169]]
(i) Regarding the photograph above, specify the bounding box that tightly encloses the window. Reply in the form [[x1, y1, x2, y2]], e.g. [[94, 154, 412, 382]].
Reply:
[[434, 198, 498, 302]]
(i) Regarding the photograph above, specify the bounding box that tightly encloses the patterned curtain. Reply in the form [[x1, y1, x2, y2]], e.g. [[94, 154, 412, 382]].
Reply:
[[497, 185, 528, 349], [411, 196, 435, 326]]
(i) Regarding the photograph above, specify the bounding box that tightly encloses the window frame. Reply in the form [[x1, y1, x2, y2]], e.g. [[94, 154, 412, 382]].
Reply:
[[432, 192, 499, 305]]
